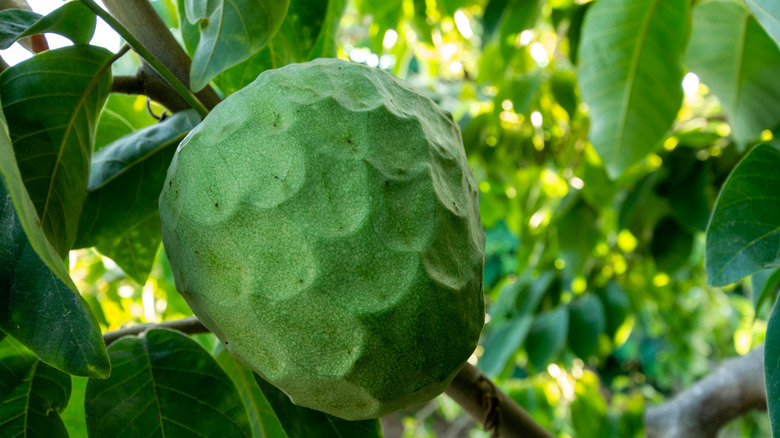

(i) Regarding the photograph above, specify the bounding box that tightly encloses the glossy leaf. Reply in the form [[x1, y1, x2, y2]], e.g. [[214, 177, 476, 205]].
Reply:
[[686, 0, 780, 144], [765, 298, 780, 436], [0, 182, 109, 378], [567, 294, 606, 359], [0, 336, 72, 438], [254, 374, 383, 438], [525, 307, 569, 370], [215, 345, 288, 438], [0, 9, 39, 49], [0, 2, 95, 49], [479, 314, 532, 377], [75, 110, 199, 282], [85, 329, 252, 438], [0, 45, 113, 257], [746, 0, 780, 49], [214, 0, 339, 96], [186, 0, 291, 92], [578, 0, 687, 178], [706, 144, 780, 286]]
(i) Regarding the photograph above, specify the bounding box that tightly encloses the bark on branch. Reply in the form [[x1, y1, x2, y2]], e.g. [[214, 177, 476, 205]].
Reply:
[[644, 345, 767, 438], [112, 63, 190, 112], [102, 317, 554, 438]]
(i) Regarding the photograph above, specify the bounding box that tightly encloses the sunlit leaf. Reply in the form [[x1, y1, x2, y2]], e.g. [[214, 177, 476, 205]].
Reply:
[[215, 345, 288, 438], [0, 1, 95, 49], [706, 144, 780, 286], [746, 0, 780, 49], [0, 336, 72, 438], [85, 329, 252, 437], [95, 214, 162, 285], [186, 0, 291, 92], [0, 182, 109, 378], [254, 374, 383, 438], [687, 0, 780, 144], [0, 45, 113, 257], [578, 0, 687, 178], [60, 376, 88, 437]]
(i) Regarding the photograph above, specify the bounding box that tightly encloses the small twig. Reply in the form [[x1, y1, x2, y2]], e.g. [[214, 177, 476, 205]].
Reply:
[[101, 317, 555, 437]]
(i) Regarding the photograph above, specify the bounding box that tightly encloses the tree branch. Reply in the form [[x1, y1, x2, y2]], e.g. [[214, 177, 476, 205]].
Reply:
[[112, 62, 190, 112], [102, 317, 554, 437], [645, 345, 767, 438]]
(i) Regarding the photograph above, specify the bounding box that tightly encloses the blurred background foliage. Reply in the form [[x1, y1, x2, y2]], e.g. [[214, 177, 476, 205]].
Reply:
[[60, 0, 777, 436]]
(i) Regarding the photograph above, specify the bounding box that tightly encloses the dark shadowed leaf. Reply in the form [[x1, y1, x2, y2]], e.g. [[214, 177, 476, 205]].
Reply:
[[254, 374, 383, 438], [0, 45, 113, 257], [596, 281, 630, 338], [706, 144, 780, 286], [652, 217, 694, 274], [75, 110, 199, 282], [746, 0, 780, 48], [764, 299, 780, 436], [0, 182, 109, 378], [482, 0, 511, 41], [578, 0, 687, 178], [85, 329, 252, 438], [309, 0, 346, 59], [185, 0, 291, 91], [525, 307, 569, 370], [215, 345, 288, 438], [753, 268, 780, 316], [479, 314, 532, 377], [687, 0, 780, 144], [0, 336, 72, 438], [0, 2, 95, 49], [567, 294, 606, 359]]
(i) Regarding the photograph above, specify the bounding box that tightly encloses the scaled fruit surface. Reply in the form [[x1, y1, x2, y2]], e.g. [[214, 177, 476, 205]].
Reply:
[[159, 58, 485, 420]]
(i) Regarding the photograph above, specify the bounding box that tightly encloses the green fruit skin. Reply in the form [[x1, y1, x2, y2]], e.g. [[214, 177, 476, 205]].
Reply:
[[159, 59, 485, 420]]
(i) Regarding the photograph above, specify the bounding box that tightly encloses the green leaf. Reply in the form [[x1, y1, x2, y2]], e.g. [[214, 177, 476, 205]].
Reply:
[[753, 268, 780, 316], [186, 0, 291, 92], [706, 144, 780, 286], [61, 376, 88, 437], [567, 294, 606, 359], [215, 345, 288, 438], [254, 374, 383, 438], [0, 2, 95, 49], [21, 1, 96, 45], [557, 198, 598, 277], [745, 0, 780, 49], [596, 281, 630, 338], [479, 314, 532, 377], [0, 336, 72, 438], [94, 94, 159, 152], [0, 182, 110, 378], [75, 110, 200, 265], [686, 0, 780, 144], [0, 45, 113, 257], [85, 328, 252, 438], [765, 298, 780, 436], [95, 213, 162, 285], [651, 216, 694, 273], [213, 0, 338, 96], [578, 0, 687, 178], [525, 307, 569, 370], [482, 0, 511, 41]]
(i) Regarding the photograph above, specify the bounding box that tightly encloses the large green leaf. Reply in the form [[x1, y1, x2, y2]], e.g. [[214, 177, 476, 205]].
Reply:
[[765, 299, 780, 436], [185, 0, 291, 92], [479, 314, 532, 377], [746, 0, 780, 49], [567, 294, 606, 359], [75, 110, 199, 283], [577, 0, 687, 178], [94, 94, 158, 152], [213, 0, 339, 96], [215, 345, 288, 438], [0, 2, 95, 49], [686, 0, 780, 144], [0, 45, 113, 257], [254, 374, 383, 438], [0, 182, 109, 378], [60, 376, 88, 437], [85, 329, 252, 437], [0, 336, 72, 438], [525, 307, 569, 370], [706, 144, 780, 286]]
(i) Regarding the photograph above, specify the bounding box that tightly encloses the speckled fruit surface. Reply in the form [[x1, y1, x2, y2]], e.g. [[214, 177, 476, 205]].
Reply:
[[159, 58, 485, 420]]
